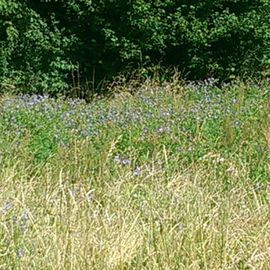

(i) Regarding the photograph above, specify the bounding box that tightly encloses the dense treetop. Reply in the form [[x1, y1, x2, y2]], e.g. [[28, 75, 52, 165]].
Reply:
[[1, 0, 270, 95]]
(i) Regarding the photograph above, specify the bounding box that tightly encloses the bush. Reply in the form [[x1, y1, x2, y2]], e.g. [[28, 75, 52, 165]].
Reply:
[[0, 0, 75, 95], [1, 0, 270, 95]]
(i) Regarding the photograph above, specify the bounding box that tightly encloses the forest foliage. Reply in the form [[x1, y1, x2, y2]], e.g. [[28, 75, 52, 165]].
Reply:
[[1, 0, 270, 95]]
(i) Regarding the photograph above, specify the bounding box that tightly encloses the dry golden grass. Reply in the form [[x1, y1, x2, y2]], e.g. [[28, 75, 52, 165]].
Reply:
[[0, 141, 269, 269], [1, 79, 270, 269]]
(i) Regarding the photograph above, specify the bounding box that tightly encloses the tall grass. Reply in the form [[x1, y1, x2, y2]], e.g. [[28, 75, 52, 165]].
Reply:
[[0, 78, 269, 269]]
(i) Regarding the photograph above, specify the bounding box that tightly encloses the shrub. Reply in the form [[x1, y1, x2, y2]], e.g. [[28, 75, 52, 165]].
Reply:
[[0, 0, 75, 95], [1, 0, 270, 95]]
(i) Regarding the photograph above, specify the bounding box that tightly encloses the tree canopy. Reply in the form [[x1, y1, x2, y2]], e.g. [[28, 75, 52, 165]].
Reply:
[[1, 0, 270, 95]]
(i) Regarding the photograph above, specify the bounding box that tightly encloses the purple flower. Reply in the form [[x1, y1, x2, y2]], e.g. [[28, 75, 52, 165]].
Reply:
[[122, 158, 131, 165], [133, 167, 142, 176], [114, 155, 122, 164], [156, 127, 170, 135], [17, 248, 25, 258], [2, 201, 13, 213], [114, 155, 132, 165], [233, 120, 241, 128]]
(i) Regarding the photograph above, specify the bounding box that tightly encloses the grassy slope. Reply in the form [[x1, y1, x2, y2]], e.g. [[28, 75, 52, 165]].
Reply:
[[0, 78, 269, 269]]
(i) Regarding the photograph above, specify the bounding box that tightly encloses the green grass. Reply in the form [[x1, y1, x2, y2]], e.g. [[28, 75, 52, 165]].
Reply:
[[0, 78, 270, 269]]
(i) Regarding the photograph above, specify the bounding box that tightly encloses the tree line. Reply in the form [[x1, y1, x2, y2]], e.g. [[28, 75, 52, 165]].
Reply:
[[1, 0, 270, 95]]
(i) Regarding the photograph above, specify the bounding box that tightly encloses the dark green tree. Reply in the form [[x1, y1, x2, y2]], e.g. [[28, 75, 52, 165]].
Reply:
[[1, 0, 269, 95]]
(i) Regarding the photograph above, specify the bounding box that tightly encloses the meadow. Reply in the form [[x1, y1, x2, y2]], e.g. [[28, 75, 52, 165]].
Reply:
[[0, 77, 270, 269]]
